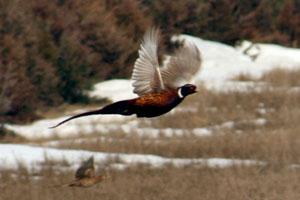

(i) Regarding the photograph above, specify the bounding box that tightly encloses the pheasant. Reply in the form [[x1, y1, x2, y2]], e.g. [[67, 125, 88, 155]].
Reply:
[[51, 28, 201, 128], [68, 156, 107, 187]]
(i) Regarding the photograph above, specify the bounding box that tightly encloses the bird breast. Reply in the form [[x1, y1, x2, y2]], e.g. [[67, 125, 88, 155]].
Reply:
[[133, 90, 180, 107]]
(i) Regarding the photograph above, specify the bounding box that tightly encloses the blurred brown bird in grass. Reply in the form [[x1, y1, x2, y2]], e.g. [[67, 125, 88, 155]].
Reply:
[[67, 156, 108, 188]]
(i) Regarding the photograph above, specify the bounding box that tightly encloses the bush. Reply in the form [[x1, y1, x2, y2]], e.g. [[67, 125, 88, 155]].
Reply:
[[0, 0, 150, 123]]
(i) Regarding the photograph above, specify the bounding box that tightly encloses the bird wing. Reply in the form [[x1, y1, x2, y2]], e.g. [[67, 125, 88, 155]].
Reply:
[[161, 42, 201, 89], [75, 156, 95, 179], [131, 28, 165, 96]]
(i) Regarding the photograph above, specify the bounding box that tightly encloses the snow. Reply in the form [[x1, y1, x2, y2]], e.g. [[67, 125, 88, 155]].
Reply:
[[253, 118, 267, 126], [4, 115, 267, 142], [236, 40, 300, 69], [174, 35, 256, 82], [178, 35, 300, 82], [89, 79, 137, 102], [4, 115, 135, 140], [0, 144, 265, 172]]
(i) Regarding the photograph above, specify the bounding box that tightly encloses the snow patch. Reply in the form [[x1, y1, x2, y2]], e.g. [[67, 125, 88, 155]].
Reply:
[[89, 79, 137, 101], [0, 144, 265, 172]]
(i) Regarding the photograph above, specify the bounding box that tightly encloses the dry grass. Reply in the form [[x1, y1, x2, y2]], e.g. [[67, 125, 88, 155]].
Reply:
[[231, 73, 256, 81], [261, 68, 300, 87], [2, 68, 300, 199], [1, 165, 300, 200]]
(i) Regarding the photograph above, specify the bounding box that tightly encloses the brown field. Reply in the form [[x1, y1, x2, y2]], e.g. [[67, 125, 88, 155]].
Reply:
[[2, 165, 300, 200], [1, 68, 300, 200]]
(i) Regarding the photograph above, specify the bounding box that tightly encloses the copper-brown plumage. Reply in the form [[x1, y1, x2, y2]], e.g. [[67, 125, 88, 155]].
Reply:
[[133, 90, 178, 106], [50, 27, 201, 128]]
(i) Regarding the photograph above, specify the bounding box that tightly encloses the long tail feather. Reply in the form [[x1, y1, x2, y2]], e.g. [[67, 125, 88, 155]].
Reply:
[[49, 109, 102, 128], [49, 100, 135, 128]]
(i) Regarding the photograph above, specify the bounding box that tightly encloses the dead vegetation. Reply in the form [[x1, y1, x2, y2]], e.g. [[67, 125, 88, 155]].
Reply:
[[1, 165, 300, 200], [261, 68, 300, 87]]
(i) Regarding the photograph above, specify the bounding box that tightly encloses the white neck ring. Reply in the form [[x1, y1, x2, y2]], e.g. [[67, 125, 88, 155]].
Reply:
[[178, 88, 184, 98]]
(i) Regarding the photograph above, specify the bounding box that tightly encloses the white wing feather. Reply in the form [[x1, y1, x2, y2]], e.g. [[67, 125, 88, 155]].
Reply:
[[131, 28, 165, 96], [161, 42, 201, 89]]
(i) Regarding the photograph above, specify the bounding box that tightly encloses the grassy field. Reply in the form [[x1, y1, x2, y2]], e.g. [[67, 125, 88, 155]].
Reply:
[[1, 69, 300, 200], [2, 165, 300, 200]]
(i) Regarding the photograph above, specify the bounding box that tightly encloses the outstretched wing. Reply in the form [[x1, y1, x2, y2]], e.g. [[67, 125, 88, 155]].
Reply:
[[75, 156, 95, 179], [131, 28, 165, 96], [161, 42, 201, 89]]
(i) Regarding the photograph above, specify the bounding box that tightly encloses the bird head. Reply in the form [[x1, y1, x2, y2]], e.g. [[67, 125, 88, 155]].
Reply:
[[177, 84, 197, 98]]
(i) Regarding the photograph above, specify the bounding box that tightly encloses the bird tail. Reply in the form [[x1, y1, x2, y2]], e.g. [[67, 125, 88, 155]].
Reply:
[[99, 100, 135, 116], [49, 100, 135, 128]]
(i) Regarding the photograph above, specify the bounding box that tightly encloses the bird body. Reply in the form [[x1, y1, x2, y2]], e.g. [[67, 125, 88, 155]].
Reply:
[[51, 27, 201, 128], [67, 156, 107, 188], [136, 91, 180, 116], [68, 175, 106, 187], [98, 89, 184, 117], [128, 89, 184, 118]]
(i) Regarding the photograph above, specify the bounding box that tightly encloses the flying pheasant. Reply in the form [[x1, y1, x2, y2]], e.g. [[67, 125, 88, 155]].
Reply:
[[51, 28, 201, 128]]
